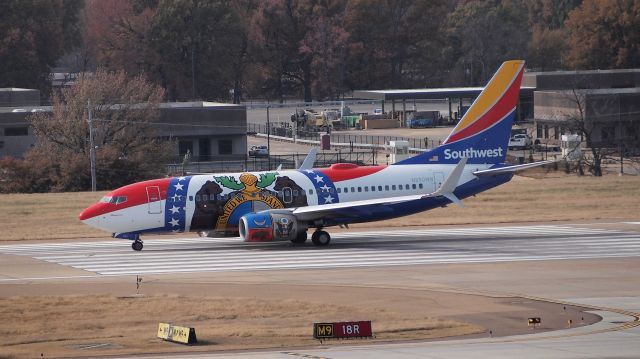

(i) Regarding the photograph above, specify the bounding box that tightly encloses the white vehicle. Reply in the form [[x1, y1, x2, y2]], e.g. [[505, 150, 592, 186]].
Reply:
[[249, 145, 269, 157], [508, 134, 532, 150]]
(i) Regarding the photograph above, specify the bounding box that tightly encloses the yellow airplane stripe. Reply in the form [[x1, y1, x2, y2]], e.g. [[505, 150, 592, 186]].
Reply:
[[452, 60, 524, 134]]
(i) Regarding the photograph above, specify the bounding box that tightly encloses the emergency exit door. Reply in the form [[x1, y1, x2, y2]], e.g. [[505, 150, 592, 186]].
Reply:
[[433, 172, 444, 191]]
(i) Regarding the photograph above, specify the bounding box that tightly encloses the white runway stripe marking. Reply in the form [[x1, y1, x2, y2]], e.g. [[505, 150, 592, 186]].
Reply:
[[0, 225, 638, 277]]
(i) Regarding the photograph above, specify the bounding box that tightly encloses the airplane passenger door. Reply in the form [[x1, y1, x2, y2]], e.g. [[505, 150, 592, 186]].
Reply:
[[282, 187, 293, 204], [433, 172, 444, 191], [146, 186, 162, 214]]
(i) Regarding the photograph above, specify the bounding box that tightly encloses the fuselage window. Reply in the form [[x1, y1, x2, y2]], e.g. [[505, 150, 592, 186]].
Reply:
[[337, 188, 342, 193], [357, 187, 362, 192], [385, 185, 389, 191], [392, 185, 396, 190], [364, 186, 369, 192], [378, 185, 383, 191], [419, 183, 423, 189], [195, 195, 201, 202], [371, 186, 375, 192], [351, 187, 355, 192], [412, 184, 417, 190], [210, 194, 216, 200], [309, 189, 313, 195], [343, 187, 348, 193]]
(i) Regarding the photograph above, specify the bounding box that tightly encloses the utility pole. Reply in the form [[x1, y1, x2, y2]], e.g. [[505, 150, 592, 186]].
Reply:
[[88, 99, 97, 192], [267, 106, 271, 170]]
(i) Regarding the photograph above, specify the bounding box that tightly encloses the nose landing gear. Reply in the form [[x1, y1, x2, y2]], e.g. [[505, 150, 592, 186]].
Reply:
[[132, 239, 143, 251]]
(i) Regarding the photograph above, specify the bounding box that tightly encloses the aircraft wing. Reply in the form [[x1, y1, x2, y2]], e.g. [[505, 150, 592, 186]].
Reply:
[[473, 160, 554, 177], [290, 158, 467, 221]]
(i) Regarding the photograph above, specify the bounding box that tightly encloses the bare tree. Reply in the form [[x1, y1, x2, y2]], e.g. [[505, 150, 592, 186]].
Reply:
[[26, 69, 172, 192], [556, 89, 625, 176]]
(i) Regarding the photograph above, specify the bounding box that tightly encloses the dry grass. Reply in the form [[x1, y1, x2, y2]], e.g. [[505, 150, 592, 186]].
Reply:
[[0, 295, 481, 358], [0, 173, 638, 243], [356, 173, 640, 229]]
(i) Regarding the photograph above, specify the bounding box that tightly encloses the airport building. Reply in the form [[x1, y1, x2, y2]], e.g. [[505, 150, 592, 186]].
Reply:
[[0, 88, 247, 161], [523, 69, 640, 147]]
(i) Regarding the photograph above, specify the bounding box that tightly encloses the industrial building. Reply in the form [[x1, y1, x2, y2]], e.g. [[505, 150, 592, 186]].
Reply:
[[0, 88, 247, 162], [524, 69, 640, 147]]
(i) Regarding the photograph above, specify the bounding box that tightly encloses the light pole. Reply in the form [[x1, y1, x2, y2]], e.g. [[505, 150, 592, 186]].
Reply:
[[87, 99, 97, 192]]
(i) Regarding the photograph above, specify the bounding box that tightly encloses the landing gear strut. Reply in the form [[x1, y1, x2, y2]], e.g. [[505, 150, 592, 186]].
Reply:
[[311, 230, 331, 246], [132, 239, 143, 251]]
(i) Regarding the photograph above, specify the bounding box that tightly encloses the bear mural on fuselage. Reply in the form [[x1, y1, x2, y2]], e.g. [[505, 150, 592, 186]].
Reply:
[[190, 172, 308, 235]]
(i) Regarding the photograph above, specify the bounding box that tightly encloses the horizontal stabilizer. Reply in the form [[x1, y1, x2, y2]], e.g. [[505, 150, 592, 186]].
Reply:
[[299, 148, 318, 170], [473, 160, 555, 177], [426, 157, 467, 207]]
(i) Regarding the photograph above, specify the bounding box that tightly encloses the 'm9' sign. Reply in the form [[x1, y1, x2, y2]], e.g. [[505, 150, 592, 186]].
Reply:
[[314, 321, 372, 340]]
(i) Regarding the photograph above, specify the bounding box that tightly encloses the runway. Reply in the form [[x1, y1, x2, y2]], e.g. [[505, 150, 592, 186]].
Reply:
[[2, 222, 640, 358], [1, 224, 639, 279]]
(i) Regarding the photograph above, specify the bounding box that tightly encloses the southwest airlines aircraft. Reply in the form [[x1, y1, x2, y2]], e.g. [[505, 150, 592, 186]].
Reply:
[[80, 60, 549, 251]]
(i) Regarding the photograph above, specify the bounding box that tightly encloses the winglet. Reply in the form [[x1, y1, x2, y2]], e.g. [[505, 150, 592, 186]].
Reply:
[[425, 157, 467, 207], [299, 148, 318, 170]]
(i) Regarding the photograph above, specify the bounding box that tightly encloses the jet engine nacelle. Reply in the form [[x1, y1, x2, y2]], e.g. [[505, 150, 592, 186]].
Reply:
[[239, 211, 303, 242]]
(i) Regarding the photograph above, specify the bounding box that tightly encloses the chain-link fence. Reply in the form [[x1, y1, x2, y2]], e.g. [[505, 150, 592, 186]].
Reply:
[[167, 150, 378, 175], [247, 123, 441, 149]]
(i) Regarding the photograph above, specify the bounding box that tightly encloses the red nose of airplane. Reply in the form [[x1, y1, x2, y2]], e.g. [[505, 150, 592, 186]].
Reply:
[[79, 203, 102, 221]]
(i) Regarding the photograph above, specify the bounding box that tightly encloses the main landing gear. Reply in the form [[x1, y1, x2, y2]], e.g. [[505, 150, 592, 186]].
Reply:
[[311, 230, 331, 246], [290, 230, 331, 246], [291, 231, 308, 244], [132, 239, 143, 251]]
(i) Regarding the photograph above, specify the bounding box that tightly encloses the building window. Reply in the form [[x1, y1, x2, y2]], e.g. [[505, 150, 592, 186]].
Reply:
[[178, 140, 193, 156], [199, 138, 211, 161], [536, 124, 543, 138], [218, 139, 232, 155], [544, 125, 549, 138], [4, 127, 28, 136]]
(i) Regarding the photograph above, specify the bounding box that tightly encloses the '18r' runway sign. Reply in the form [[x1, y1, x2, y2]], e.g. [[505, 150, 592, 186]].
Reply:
[[313, 321, 373, 340]]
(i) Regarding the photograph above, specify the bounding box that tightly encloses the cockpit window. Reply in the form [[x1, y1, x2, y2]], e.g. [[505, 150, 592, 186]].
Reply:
[[100, 196, 127, 205]]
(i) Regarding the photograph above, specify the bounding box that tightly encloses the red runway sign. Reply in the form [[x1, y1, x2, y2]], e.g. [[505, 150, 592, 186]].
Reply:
[[314, 321, 372, 339]]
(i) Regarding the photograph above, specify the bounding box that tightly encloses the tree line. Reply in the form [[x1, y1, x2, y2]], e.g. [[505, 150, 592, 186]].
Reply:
[[2, 0, 640, 103]]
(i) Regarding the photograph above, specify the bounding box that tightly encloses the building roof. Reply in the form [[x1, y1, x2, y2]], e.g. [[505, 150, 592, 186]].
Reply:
[[352, 87, 535, 101]]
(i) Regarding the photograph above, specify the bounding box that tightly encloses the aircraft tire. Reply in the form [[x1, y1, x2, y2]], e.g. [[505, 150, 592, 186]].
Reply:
[[132, 240, 143, 251], [311, 231, 331, 246], [291, 231, 307, 244]]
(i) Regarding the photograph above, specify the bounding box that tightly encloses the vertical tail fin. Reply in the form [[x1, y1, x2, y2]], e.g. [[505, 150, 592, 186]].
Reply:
[[395, 60, 525, 165]]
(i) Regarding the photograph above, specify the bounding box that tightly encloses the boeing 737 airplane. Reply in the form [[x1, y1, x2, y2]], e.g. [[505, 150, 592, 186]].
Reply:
[[80, 60, 551, 251]]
